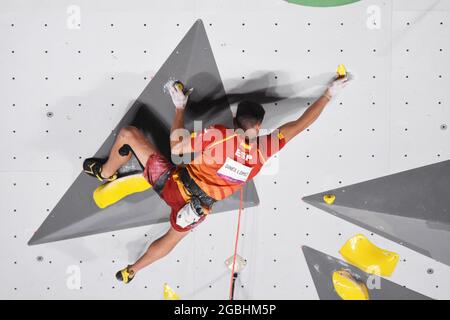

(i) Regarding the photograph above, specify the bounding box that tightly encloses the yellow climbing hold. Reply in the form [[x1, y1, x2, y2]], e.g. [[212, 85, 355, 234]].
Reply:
[[174, 80, 184, 92], [323, 194, 336, 205], [337, 64, 347, 77], [164, 283, 181, 300], [339, 234, 399, 277], [332, 269, 369, 300], [93, 173, 152, 208]]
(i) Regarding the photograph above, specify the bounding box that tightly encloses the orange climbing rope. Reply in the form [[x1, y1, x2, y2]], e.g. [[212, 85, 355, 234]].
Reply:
[[229, 188, 244, 300]]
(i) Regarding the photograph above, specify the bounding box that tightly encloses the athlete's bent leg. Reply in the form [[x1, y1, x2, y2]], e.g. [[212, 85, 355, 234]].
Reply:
[[128, 226, 190, 275], [101, 126, 159, 178]]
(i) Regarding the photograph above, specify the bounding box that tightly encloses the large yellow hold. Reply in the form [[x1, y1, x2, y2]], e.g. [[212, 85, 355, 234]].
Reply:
[[332, 270, 369, 300], [93, 173, 152, 208], [164, 283, 181, 300], [339, 234, 399, 277]]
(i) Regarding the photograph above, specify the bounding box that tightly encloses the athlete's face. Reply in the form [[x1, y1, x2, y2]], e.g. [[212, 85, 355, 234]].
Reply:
[[244, 123, 261, 142], [233, 119, 261, 142]]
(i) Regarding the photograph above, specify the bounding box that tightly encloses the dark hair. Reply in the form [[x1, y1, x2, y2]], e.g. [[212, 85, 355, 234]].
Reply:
[[235, 101, 265, 130]]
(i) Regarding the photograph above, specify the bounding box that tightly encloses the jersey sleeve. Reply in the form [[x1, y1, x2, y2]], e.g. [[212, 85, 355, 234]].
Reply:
[[257, 130, 286, 162]]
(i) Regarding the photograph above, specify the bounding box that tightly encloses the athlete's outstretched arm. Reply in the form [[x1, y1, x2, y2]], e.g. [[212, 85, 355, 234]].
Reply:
[[169, 85, 194, 155], [170, 108, 193, 154], [278, 94, 330, 144], [278, 77, 348, 144]]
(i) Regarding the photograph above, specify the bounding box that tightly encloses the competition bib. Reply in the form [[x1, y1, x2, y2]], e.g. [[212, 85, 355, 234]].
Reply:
[[217, 157, 252, 183]]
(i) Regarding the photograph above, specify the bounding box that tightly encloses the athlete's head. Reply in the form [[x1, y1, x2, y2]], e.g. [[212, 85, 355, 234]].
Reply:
[[234, 100, 265, 140]]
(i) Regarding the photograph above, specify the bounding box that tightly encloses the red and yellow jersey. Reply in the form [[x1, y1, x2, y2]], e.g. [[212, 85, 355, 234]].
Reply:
[[185, 124, 286, 200]]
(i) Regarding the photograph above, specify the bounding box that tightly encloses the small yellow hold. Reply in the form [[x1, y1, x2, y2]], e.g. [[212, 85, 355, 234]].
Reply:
[[164, 283, 181, 300], [174, 80, 185, 92], [323, 194, 336, 205], [332, 269, 369, 300], [337, 64, 347, 77], [93, 173, 152, 209], [339, 234, 399, 277]]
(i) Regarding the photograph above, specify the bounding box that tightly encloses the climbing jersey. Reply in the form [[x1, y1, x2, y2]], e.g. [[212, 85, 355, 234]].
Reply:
[[185, 124, 286, 200]]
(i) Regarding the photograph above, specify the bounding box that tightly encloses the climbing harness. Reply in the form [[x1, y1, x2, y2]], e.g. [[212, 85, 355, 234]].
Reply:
[[179, 167, 216, 208]]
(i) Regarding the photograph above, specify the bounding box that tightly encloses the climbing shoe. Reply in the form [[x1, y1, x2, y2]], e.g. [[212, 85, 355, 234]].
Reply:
[[116, 266, 135, 284], [83, 157, 118, 182]]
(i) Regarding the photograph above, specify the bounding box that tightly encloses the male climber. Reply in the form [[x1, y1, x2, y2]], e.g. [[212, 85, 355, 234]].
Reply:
[[83, 76, 348, 283]]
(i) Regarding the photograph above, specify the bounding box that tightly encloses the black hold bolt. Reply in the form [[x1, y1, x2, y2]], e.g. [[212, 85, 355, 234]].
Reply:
[[119, 144, 132, 156]]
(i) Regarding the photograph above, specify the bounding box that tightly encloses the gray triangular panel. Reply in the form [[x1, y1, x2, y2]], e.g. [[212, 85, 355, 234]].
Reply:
[[302, 246, 431, 300], [29, 20, 259, 245], [302, 160, 450, 265]]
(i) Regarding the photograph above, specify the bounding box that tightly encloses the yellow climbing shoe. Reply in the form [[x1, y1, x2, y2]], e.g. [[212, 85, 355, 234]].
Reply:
[[332, 269, 369, 300], [116, 266, 135, 284], [164, 283, 181, 300], [93, 173, 152, 208], [339, 234, 399, 277], [83, 157, 118, 182]]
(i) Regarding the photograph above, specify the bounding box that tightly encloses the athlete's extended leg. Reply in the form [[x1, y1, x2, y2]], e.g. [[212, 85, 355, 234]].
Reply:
[[116, 226, 190, 283], [100, 126, 159, 178], [132, 226, 189, 272]]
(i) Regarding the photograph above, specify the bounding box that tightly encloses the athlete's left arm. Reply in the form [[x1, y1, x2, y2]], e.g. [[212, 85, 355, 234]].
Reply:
[[168, 84, 195, 155], [278, 77, 349, 144], [170, 108, 194, 155]]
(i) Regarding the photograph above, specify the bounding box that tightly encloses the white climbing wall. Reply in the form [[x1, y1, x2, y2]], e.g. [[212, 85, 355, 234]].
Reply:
[[1, 0, 449, 299]]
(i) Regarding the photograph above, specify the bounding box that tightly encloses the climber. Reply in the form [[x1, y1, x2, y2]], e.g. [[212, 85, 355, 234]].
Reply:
[[83, 76, 349, 283]]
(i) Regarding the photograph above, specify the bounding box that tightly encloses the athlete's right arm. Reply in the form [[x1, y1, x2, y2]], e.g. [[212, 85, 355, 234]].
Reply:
[[170, 109, 194, 155], [169, 84, 195, 155], [278, 77, 348, 144]]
